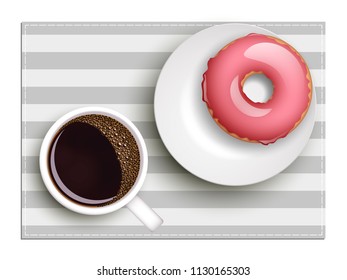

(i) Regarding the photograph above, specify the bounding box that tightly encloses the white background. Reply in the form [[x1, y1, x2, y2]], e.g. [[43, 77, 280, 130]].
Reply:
[[1, 0, 346, 279]]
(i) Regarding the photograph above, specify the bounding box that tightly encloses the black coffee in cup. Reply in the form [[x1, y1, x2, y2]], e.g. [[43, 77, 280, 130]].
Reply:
[[48, 114, 140, 207]]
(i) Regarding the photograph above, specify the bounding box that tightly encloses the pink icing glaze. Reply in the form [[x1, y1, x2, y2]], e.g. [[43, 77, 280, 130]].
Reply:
[[202, 33, 312, 145]]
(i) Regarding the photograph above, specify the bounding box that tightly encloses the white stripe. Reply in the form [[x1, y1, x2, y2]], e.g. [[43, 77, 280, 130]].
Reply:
[[280, 35, 324, 53], [22, 139, 42, 157], [21, 103, 324, 122], [22, 173, 325, 192], [23, 208, 141, 226], [22, 208, 324, 226], [311, 69, 324, 87], [22, 69, 161, 87], [22, 35, 190, 52], [22, 69, 324, 87], [142, 173, 325, 192], [23, 174, 46, 191], [300, 139, 325, 156], [22, 138, 170, 157], [315, 103, 325, 122], [22, 138, 324, 157], [22, 34, 324, 53], [22, 104, 154, 121]]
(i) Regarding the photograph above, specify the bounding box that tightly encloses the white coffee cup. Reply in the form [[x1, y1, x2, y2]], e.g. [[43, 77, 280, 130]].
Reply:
[[39, 107, 163, 231]]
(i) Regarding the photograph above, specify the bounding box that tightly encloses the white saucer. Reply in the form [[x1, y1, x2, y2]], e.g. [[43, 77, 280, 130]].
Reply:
[[154, 23, 316, 186]]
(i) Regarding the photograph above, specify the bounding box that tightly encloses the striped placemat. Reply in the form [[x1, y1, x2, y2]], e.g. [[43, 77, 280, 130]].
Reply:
[[21, 22, 325, 239]]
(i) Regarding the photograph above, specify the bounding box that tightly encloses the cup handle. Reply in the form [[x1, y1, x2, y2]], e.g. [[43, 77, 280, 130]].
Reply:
[[126, 195, 163, 231]]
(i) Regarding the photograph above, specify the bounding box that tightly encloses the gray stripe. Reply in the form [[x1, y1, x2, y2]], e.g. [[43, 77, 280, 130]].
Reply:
[[22, 52, 324, 70], [311, 121, 325, 138], [284, 156, 325, 173], [315, 87, 325, 104], [140, 191, 324, 208], [21, 121, 324, 140], [22, 87, 155, 104], [22, 155, 325, 174], [23, 190, 324, 208], [256, 23, 325, 35], [22, 22, 325, 35], [22, 52, 171, 69], [22, 86, 325, 104], [301, 52, 325, 69], [22, 225, 325, 239]]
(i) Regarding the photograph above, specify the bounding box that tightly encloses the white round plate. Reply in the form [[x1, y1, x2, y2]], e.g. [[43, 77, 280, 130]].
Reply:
[[154, 24, 316, 186]]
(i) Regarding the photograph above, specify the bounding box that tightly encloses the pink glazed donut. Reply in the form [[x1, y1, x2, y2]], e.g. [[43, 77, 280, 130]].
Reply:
[[202, 33, 312, 145]]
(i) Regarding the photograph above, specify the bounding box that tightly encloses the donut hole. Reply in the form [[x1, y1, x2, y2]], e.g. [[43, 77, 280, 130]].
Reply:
[[242, 73, 274, 103]]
